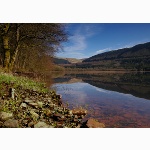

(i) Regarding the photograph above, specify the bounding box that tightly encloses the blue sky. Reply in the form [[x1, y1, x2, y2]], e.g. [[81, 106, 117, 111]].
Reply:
[[56, 23, 150, 59]]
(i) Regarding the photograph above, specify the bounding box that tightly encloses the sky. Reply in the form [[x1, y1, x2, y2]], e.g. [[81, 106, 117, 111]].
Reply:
[[56, 23, 150, 59]]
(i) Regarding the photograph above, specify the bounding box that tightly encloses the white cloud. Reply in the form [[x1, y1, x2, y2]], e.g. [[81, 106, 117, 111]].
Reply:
[[64, 34, 86, 51], [95, 47, 111, 55], [62, 24, 103, 53]]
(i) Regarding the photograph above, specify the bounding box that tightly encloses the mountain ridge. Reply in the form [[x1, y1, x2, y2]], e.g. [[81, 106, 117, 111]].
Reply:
[[61, 42, 150, 71]]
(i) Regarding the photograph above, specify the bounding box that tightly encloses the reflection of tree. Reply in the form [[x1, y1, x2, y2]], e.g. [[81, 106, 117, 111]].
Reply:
[[61, 73, 150, 100]]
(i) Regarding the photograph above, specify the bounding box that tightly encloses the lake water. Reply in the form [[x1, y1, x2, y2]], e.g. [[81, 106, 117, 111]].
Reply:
[[51, 72, 150, 128]]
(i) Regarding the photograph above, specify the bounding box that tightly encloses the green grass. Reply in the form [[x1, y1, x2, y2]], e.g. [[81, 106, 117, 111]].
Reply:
[[0, 72, 48, 93]]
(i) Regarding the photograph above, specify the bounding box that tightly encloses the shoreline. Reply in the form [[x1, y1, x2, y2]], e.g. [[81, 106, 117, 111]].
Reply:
[[0, 72, 104, 128]]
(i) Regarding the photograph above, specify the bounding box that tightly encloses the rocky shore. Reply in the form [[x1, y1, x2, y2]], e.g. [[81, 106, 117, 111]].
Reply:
[[0, 73, 105, 128]]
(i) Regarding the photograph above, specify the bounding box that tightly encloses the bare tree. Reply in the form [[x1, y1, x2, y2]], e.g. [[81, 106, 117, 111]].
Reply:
[[0, 23, 68, 72]]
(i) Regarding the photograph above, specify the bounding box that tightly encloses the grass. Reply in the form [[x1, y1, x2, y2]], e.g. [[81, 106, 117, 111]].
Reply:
[[0, 72, 49, 93]]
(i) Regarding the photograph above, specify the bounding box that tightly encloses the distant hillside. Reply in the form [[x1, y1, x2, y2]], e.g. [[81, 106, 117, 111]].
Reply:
[[64, 42, 150, 71], [83, 42, 150, 62], [53, 57, 83, 64], [53, 57, 71, 65], [65, 58, 84, 63]]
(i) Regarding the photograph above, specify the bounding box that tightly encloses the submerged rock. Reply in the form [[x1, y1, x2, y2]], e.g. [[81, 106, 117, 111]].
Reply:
[[85, 118, 105, 128]]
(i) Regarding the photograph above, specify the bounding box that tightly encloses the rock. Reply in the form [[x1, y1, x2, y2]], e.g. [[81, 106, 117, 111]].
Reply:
[[0, 112, 13, 121], [22, 120, 28, 125], [47, 98, 52, 102], [34, 121, 50, 128], [56, 122, 64, 128], [4, 119, 19, 128], [73, 118, 79, 122], [74, 115, 78, 119], [30, 110, 39, 120], [72, 108, 87, 116], [21, 95, 26, 98], [85, 118, 105, 128], [69, 110, 73, 115], [28, 121, 34, 127], [28, 103, 38, 108], [56, 94, 62, 99], [76, 124, 81, 128], [45, 110, 51, 117], [20, 103, 27, 108], [0, 121, 3, 127], [37, 102, 43, 108], [53, 113, 66, 121], [24, 99, 33, 103]]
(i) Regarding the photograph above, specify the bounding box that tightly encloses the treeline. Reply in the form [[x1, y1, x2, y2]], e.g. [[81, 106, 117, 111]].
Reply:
[[0, 23, 68, 73], [62, 42, 150, 71]]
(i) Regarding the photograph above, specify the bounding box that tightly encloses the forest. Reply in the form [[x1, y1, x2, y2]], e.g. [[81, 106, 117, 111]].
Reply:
[[0, 23, 68, 73]]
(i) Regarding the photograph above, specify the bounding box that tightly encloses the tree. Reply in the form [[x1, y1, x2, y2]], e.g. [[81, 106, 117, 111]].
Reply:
[[0, 23, 68, 72]]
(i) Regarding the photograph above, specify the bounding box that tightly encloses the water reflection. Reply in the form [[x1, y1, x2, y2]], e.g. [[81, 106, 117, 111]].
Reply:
[[51, 72, 150, 127]]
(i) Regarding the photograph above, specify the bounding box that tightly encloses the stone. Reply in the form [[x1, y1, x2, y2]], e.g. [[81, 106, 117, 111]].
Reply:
[[37, 102, 43, 108], [22, 120, 28, 125], [20, 103, 27, 108], [74, 115, 78, 119], [34, 121, 50, 128], [47, 98, 52, 102], [21, 95, 26, 98], [28, 121, 34, 127], [4, 119, 19, 128], [56, 122, 64, 128], [45, 110, 51, 117], [28, 103, 38, 108], [53, 113, 65, 121], [69, 110, 73, 115], [30, 110, 39, 120], [74, 118, 79, 122], [0, 112, 13, 121], [24, 99, 33, 103], [72, 108, 87, 116], [0, 121, 3, 127], [56, 94, 62, 99], [86, 118, 105, 128], [76, 124, 81, 128]]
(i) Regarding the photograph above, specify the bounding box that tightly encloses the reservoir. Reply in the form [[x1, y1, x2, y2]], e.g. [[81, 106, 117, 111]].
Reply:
[[51, 72, 150, 127]]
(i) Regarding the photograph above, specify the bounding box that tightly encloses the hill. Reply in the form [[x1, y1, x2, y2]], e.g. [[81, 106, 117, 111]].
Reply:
[[64, 42, 150, 71], [83, 42, 150, 62], [53, 57, 83, 64], [53, 57, 71, 65]]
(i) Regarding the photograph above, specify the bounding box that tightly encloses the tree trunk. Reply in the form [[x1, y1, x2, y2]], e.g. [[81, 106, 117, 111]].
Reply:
[[2, 24, 10, 72], [10, 24, 20, 71]]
